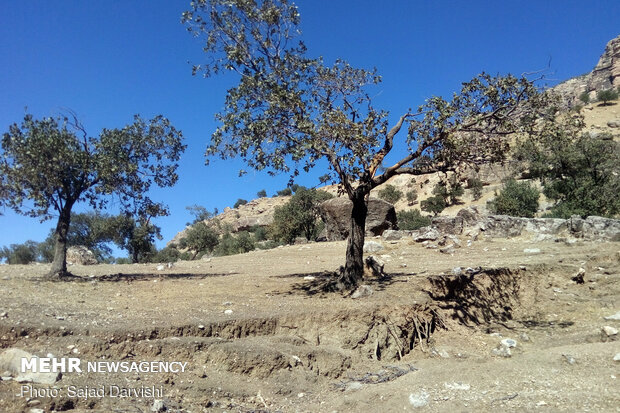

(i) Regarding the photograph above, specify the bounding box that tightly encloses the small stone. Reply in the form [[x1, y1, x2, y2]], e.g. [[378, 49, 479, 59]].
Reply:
[[297, 392, 305, 398], [0, 312, 7, 318], [452, 267, 462, 276], [290, 355, 302, 367], [56, 316, 65, 320], [28, 409, 45, 413], [363, 241, 383, 253], [167, 262, 174, 269], [562, 354, 576, 365], [536, 401, 547, 407], [408, 391, 429, 408], [345, 381, 363, 391], [198, 325, 205, 330], [439, 245, 455, 254], [222, 301, 232, 306], [224, 309, 233, 315], [351, 285, 373, 299], [27, 399, 41, 407], [151, 399, 166, 412], [492, 346, 512, 357], [156, 265, 165, 271], [523, 248, 541, 254], [303, 276, 316, 280], [444, 382, 470, 391], [519, 332, 530, 342], [613, 353, 620, 362], [603, 311, 620, 321], [500, 338, 517, 348], [602, 326, 618, 336]]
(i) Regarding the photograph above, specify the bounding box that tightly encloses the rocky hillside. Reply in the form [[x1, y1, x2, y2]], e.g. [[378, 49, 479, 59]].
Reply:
[[553, 34, 620, 107], [169, 35, 620, 245]]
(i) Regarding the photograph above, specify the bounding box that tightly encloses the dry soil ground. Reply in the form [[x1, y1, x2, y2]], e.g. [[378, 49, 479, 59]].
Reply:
[[0, 237, 619, 412]]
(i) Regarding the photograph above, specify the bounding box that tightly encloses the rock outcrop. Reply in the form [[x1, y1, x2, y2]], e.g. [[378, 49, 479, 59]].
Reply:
[[66, 246, 97, 265], [319, 198, 397, 241], [409, 207, 620, 243], [0, 348, 61, 384], [553, 35, 620, 107]]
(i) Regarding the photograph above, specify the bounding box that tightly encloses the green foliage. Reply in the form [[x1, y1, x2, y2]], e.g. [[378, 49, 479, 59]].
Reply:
[[377, 184, 403, 204], [276, 188, 292, 197], [578, 91, 590, 104], [256, 189, 267, 198], [214, 231, 255, 256], [0, 241, 40, 264], [0, 113, 184, 275], [596, 88, 618, 105], [233, 199, 248, 208], [405, 189, 418, 205], [271, 188, 333, 244], [42, 211, 121, 263], [113, 216, 162, 263], [517, 115, 620, 218], [432, 177, 464, 206], [420, 196, 446, 216], [181, 222, 219, 259], [249, 225, 268, 242], [151, 246, 181, 263], [396, 210, 431, 230], [488, 179, 539, 218], [466, 177, 484, 201]]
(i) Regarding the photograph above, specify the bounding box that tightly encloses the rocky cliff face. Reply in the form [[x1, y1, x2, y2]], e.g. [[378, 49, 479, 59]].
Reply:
[[553, 34, 620, 106]]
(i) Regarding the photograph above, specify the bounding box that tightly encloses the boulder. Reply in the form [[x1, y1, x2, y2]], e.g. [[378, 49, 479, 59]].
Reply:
[[481, 215, 526, 238], [569, 215, 620, 241], [66, 246, 97, 265], [456, 206, 484, 226], [0, 348, 61, 384], [319, 197, 397, 241], [431, 216, 464, 235]]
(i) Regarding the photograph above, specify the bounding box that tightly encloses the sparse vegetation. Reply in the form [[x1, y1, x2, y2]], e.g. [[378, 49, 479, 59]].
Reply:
[[377, 184, 403, 204], [488, 179, 539, 218], [276, 187, 292, 197], [256, 189, 267, 198], [0, 241, 41, 264], [396, 209, 431, 230]]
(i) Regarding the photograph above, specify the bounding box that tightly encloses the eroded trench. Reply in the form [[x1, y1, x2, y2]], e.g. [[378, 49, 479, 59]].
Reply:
[[1, 267, 528, 382]]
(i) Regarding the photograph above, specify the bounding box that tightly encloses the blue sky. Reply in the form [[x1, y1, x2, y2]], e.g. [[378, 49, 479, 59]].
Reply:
[[1, 0, 618, 254]]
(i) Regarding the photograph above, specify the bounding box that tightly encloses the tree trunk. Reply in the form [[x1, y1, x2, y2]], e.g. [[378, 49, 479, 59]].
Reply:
[[47, 204, 73, 280], [337, 191, 367, 290]]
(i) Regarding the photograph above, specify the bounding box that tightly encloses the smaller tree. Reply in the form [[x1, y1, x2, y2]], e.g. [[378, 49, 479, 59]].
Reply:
[[405, 189, 418, 205], [597, 88, 618, 106], [420, 195, 446, 216], [256, 189, 267, 198], [276, 187, 292, 197], [377, 184, 403, 205], [113, 216, 162, 263], [466, 177, 484, 201], [186, 205, 217, 224], [181, 222, 219, 259], [578, 91, 590, 104], [271, 188, 333, 244], [488, 179, 539, 218], [233, 199, 248, 209], [0, 241, 40, 264], [397, 209, 431, 230]]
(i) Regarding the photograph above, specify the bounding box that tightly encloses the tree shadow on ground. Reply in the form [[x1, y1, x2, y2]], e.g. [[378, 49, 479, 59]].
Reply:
[[92, 272, 235, 282], [273, 270, 409, 297], [425, 267, 522, 326]]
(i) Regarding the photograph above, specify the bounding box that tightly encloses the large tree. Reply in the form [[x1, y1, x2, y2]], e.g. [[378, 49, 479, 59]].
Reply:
[[0, 113, 185, 279], [183, 0, 553, 289]]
